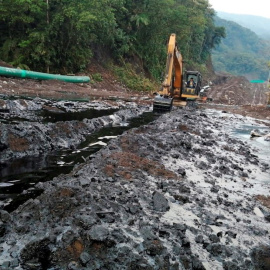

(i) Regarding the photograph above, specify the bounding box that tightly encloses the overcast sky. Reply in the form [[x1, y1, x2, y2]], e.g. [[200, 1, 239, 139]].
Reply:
[[208, 0, 270, 19]]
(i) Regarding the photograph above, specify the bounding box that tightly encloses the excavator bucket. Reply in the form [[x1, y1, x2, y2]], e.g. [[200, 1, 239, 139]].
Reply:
[[153, 94, 173, 113]]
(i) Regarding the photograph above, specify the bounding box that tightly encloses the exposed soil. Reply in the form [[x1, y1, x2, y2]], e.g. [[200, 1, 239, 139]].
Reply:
[[0, 62, 152, 106], [0, 63, 269, 119], [202, 73, 270, 120]]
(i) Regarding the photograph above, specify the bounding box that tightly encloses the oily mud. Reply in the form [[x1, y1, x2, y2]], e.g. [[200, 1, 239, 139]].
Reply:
[[0, 97, 155, 212], [0, 98, 150, 163], [0, 106, 270, 270]]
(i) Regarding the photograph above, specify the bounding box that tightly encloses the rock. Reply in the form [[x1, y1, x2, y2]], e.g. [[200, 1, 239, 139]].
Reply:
[[209, 234, 220, 243], [264, 133, 270, 141], [195, 235, 204, 243], [1, 104, 270, 269], [177, 167, 186, 176], [20, 238, 51, 268], [264, 214, 270, 222], [152, 191, 169, 212], [171, 152, 180, 159], [196, 161, 208, 170], [140, 225, 156, 240], [223, 260, 240, 270], [173, 223, 187, 232], [106, 177, 116, 182], [179, 184, 191, 193], [226, 231, 237, 239], [211, 185, 220, 193], [180, 254, 192, 269], [74, 214, 98, 229], [173, 194, 190, 204], [191, 255, 206, 270], [128, 203, 140, 214], [251, 245, 270, 270], [1, 261, 10, 270], [250, 129, 262, 138], [9, 259, 19, 268], [67, 261, 79, 270], [80, 252, 91, 266], [0, 221, 6, 237], [181, 237, 191, 248], [206, 243, 223, 256], [111, 229, 127, 243], [88, 225, 109, 241], [143, 239, 165, 256]]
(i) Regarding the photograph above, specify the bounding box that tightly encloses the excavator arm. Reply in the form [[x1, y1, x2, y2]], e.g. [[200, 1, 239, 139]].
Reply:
[[153, 34, 183, 112], [153, 33, 202, 112]]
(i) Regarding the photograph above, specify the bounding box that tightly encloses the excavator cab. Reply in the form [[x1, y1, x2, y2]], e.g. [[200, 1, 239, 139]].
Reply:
[[182, 71, 202, 98]]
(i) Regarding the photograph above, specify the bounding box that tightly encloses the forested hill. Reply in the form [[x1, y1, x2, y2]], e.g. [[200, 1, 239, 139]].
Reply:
[[217, 11, 270, 41], [212, 16, 270, 80], [0, 0, 225, 83]]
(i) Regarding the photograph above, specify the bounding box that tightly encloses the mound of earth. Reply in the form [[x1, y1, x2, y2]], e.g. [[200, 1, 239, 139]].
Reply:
[[207, 73, 269, 106]]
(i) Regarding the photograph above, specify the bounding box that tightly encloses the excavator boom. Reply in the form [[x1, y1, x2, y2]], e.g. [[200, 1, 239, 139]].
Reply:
[[153, 34, 201, 113]]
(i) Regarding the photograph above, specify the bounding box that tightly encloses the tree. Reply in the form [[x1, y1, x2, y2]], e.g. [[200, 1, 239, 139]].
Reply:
[[0, 0, 226, 77]]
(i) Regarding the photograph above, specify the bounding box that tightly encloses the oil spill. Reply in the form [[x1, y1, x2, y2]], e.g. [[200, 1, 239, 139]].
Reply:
[[39, 107, 118, 123], [0, 111, 156, 212]]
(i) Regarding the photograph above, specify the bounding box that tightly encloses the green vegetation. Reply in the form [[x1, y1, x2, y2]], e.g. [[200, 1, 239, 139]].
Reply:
[[91, 73, 103, 83], [212, 17, 270, 80], [0, 0, 225, 90], [112, 63, 158, 92], [217, 12, 270, 41]]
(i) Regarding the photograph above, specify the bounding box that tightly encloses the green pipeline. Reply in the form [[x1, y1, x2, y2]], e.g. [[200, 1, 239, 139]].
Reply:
[[0, 66, 90, 83]]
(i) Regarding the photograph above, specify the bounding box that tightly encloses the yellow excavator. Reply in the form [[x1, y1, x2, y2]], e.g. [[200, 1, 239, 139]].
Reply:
[[153, 33, 202, 112]]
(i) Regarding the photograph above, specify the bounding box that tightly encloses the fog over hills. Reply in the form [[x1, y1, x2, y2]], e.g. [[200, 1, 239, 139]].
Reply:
[[217, 11, 270, 40]]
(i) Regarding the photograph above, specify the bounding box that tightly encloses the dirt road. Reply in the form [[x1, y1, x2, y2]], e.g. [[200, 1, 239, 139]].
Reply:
[[207, 75, 268, 106]]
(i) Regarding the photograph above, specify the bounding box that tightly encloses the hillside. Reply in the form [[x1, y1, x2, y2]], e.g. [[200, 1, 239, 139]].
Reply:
[[217, 11, 270, 40], [212, 16, 270, 80], [0, 0, 224, 85]]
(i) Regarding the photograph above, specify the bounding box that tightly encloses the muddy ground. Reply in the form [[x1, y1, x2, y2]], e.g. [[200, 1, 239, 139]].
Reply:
[[0, 65, 269, 119], [203, 73, 270, 120], [0, 67, 270, 270], [0, 63, 151, 106]]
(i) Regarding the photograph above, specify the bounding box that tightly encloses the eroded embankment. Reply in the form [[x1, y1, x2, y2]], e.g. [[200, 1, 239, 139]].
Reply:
[[0, 98, 147, 163], [0, 107, 270, 270]]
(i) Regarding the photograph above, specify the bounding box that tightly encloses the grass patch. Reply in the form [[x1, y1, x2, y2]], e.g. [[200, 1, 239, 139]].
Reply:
[[111, 63, 158, 93], [91, 73, 103, 82]]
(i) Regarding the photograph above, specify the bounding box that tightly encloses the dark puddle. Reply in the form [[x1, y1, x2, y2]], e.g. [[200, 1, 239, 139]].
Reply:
[[0, 106, 118, 124], [39, 107, 118, 123], [0, 111, 156, 212]]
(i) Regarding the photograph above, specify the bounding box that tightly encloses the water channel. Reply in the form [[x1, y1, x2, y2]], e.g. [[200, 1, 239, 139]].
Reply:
[[1, 106, 270, 213], [0, 109, 156, 212]]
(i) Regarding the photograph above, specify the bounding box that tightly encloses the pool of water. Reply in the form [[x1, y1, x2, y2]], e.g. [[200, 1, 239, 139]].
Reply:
[[231, 124, 270, 163], [0, 111, 156, 212]]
